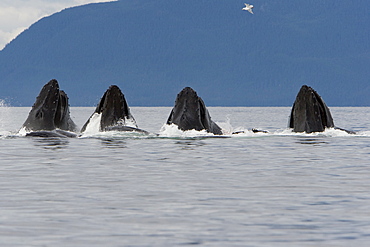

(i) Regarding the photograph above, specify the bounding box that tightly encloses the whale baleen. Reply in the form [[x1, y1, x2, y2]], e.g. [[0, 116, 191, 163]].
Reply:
[[81, 85, 148, 134], [21, 79, 77, 137], [166, 87, 223, 135]]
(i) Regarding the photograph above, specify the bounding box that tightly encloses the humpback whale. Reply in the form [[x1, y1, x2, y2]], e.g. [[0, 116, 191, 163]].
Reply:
[[81, 85, 148, 134], [289, 85, 355, 134], [166, 87, 223, 135], [289, 85, 334, 133], [21, 79, 77, 137]]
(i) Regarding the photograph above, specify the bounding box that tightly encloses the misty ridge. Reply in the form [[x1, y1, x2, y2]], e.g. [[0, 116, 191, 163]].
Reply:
[[0, 0, 368, 106]]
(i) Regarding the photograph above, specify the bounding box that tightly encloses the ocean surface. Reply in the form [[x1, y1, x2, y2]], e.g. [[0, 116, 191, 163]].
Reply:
[[1, 106, 370, 246]]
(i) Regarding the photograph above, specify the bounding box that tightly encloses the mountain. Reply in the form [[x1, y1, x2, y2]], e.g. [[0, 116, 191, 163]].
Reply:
[[0, 0, 369, 106]]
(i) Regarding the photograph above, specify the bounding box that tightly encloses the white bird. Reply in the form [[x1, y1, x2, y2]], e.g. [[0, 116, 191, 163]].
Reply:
[[242, 3, 254, 14]]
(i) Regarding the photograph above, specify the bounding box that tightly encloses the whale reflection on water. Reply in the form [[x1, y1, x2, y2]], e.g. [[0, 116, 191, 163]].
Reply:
[[30, 136, 69, 150], [295, 137, 328, 145]]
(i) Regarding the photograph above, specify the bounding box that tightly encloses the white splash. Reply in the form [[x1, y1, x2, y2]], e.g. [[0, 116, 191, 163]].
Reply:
[[216, 118, 233, 135], [158, 124, 217, 138], [216, 118, 247, 135], [17, 126, 28, 136], [272, 128, 354, 137], [0, 99, 8, 107], [117, 116, 138, 128], [0, 99, 11, 136], [81, 113, 102, 135]]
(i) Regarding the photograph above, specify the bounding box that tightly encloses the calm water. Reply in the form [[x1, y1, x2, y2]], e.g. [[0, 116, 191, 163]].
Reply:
[[1, 107, 370, 246]]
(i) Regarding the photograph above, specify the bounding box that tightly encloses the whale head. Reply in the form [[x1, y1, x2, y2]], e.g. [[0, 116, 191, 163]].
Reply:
[[166, 87, 222, 135], [81, 85, 138, 132], [22, 79, 77, 132], [289, 85, 334, 133]]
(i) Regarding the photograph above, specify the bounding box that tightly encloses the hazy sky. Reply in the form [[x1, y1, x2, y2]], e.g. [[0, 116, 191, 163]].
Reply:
[[0, 0, 116, 50]]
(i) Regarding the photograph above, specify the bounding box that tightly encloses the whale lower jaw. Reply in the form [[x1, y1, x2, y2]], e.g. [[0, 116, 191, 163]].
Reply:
[[25, 129, 78, 138], [103, 125, 149, 134]]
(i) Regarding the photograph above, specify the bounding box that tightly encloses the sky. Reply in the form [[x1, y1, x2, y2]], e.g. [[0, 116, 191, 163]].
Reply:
[[0, 0, 116, 50]]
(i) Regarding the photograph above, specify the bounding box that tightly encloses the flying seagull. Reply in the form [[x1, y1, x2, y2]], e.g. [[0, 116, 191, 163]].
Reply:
[[242, 3, 254, 14]]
